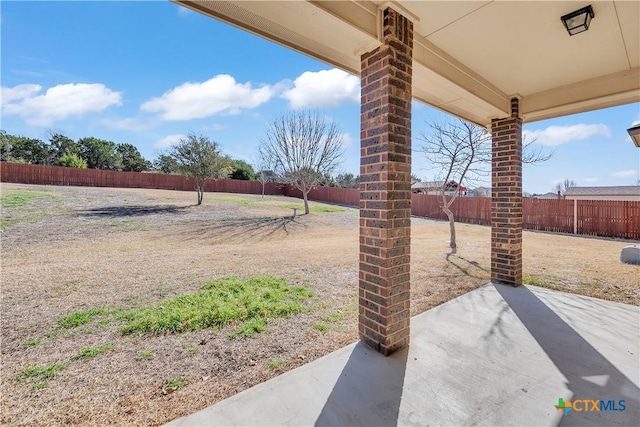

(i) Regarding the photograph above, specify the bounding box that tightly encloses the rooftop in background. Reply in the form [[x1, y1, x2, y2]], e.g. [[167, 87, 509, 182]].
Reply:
[[174, 0, 639, 126], [565, 186, 640, 195], [533, 192, 561, 200], [565, 185, 640, 201]]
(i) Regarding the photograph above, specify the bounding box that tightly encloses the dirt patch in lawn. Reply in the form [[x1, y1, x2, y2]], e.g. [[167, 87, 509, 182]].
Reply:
[[1, 183, 637, 426]]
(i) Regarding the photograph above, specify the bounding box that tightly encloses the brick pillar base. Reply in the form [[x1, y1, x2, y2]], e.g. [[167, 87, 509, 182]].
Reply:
[[491, 97, 523, 286], [359, 7, 413, 356]]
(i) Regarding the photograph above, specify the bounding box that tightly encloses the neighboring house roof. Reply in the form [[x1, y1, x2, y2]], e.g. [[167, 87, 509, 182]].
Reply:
[[411, 181, 443, 189], [534, 192, 559, 199], [565, 186, 640, 196]]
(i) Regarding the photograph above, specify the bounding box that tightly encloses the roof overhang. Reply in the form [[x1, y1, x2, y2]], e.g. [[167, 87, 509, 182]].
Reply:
[[174, 1, 639, 127], [628, 124, 640, 147]]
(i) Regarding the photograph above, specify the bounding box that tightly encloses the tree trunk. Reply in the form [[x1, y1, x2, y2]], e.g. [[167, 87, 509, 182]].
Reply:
[[441, 191, 457, 253], [197, 186, 203, 205], [444, 205, 456, 253], [303, 190, 310, 214], [261, 182, 265, 199]]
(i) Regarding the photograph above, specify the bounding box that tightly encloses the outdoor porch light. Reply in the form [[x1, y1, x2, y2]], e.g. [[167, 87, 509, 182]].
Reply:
[[627, 124, 640, 148], [561, 5, 595, 36]]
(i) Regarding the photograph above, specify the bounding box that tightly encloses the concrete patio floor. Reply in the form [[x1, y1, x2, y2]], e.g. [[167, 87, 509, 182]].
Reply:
[[167, 283, 639, 426]]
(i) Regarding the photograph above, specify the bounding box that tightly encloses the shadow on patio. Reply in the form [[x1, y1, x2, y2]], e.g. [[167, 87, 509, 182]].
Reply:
[[494, 284, 639, 427], [314, 344, 408, 426]]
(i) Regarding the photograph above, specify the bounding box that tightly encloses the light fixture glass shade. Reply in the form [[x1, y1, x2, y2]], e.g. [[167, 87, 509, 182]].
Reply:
[[561, 5, 594, 36]]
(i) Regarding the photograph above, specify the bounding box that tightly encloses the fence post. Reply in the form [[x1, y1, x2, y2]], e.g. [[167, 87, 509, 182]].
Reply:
[[573, 199, 577, 235]]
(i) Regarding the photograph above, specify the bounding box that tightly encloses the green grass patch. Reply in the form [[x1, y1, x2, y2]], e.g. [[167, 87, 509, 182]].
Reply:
[[523, 276, 541, 286], [0, 190, 63, 230], [0, 190, 57, 208], [137, 350, 154, 360], [324, 312, 344, 323], [280, 203, 344, 213], [210, 194, 258, 207], [73, 343, 114, 360], [228, 317, 267, 339], [265, 359, 283, 370], [118, 276, 314, 336], [58, 307, 109, 329], [184, 345, 198, 354], [162, 378, 187, 394], [21, 337, 42, 347], [311, 322, 330, 332], [20, 363, 67, 382]]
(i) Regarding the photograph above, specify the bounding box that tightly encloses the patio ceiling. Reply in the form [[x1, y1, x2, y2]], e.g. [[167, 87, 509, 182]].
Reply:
[[174, 0, 639, 126]]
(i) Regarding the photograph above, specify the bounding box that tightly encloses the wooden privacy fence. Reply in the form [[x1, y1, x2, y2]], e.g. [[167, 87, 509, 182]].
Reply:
[[284, 185, 360, 207], [2, 162, 638, 239], [412, 194, 492, 225], [576, 199, 639, 239], [0, 162, 282, 195]]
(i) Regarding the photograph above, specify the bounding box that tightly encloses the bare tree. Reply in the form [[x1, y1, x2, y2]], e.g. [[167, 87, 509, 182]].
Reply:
[[259, 110, 344, 214], [556, 178, 577, 197], [418, 118, 551, 253], [168, 133, 233, 205], [254, 147, 277, 198]]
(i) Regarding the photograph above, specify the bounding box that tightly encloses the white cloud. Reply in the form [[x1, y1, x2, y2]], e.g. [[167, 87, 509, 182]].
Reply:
[[339, 132, 355, 148], [140, 74, 274, 121], [154, 134, 187, 149], [2, 83, 122, 126], [611, 170, 638, 178], [101, 117, 156, 131], [282, 68, 359, 109], [583, 177, 598, 183], [523, 124, 610, 146], [1, 83, 41, 103]]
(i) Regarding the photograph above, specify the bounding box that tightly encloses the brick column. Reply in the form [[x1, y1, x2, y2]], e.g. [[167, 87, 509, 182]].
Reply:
[[359, 7, 413, 356], [491, 97, 523, 286]]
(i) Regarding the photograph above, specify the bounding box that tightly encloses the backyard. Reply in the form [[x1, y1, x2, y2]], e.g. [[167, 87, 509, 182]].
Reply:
[[1, 183, 638, 426]]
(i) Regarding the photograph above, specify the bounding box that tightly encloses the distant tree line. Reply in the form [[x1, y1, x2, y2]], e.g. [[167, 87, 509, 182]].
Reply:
[[0, 129, 361, 189], [1, 130, 151, 172]]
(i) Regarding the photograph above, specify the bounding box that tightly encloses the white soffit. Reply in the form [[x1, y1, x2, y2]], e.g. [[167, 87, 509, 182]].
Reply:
[[174, 0, 640, 125]]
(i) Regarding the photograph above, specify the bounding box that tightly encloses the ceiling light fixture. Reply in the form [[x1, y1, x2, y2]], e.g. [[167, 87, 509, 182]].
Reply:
[[561, 5, 595, 36]]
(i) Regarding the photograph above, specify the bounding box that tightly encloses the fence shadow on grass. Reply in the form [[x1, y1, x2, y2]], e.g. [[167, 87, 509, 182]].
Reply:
[[178, 215, 300, 244], [78, 204, 193, 217]]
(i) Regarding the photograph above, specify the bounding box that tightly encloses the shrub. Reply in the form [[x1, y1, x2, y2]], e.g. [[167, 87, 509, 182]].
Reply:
[[58, 153, 88, 168]]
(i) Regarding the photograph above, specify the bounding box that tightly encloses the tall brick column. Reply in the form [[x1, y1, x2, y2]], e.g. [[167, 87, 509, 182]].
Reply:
[[491, 97, 523, 286], [359, 7, 413, 356]]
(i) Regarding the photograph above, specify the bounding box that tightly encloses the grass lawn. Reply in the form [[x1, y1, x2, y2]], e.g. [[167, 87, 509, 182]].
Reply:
[[1, 183, 637, 426]]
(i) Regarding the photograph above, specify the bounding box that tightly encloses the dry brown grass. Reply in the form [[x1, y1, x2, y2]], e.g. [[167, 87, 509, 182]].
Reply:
[[1, 183, 637, 426]]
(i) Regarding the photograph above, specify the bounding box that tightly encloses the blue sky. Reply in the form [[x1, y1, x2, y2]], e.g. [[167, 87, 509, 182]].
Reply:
[[1, 1, 638, 194]]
